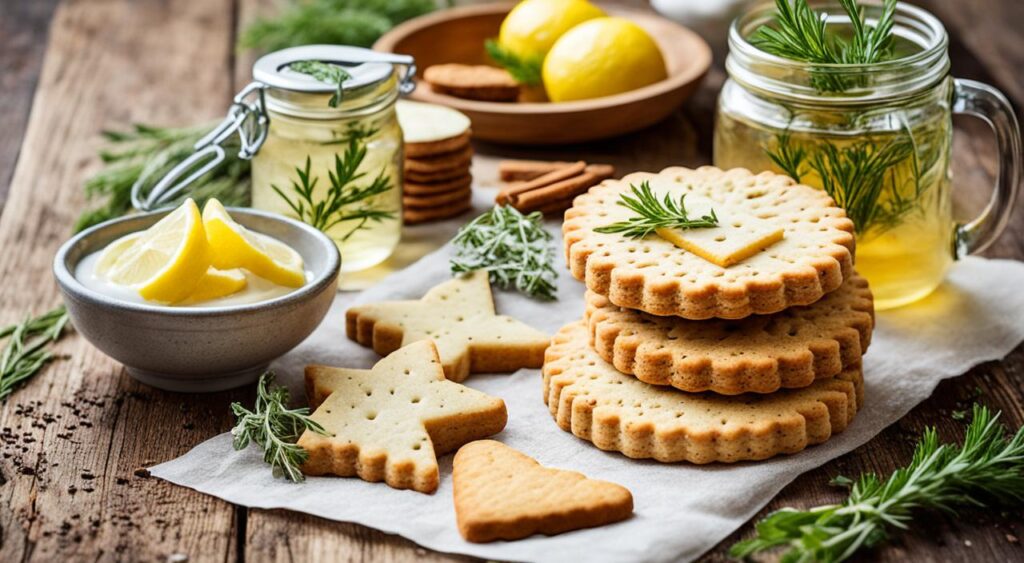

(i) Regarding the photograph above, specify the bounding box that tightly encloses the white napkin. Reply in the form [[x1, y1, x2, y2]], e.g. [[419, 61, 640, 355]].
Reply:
[[152, 220, 1024, 563]]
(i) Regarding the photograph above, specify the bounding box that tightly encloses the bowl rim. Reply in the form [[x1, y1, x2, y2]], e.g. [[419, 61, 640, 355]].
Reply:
[[53, 207, 341, 318], [373, 1, 713, 114]]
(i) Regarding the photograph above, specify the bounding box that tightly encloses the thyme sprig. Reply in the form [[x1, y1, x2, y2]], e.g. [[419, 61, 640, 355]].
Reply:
[[750, 0, 898, 92], [450, 205, 558, 300], [731, 404, 1024, 562], [271, 137, 396, 242], [594, 181, 719, 239], [1, 306, 71, 401], [484, 39, 543, 86], [289, 61, 352, 108], [230, 372, 328, 483]]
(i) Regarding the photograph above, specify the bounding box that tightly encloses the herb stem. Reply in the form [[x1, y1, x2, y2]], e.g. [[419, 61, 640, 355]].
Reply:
[[594, 181, 719, 239]]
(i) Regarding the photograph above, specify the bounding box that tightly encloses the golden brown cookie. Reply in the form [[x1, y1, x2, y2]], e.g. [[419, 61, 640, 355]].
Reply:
[[403, 186, 473, 209], [299, 341, 508, 493], [563, 166, 856, 319], [405, 165, 472, 184], [585, 273, 874, 395], [424, 64, 520, 102], [406, 130, 472, 159], [405, 144, 474, 175], [403, 199, 472, 224], [403, 174, 473, 196], [542, 321, 863, 464], [346, 271, 550, 382], [453, 440, 633, 542]]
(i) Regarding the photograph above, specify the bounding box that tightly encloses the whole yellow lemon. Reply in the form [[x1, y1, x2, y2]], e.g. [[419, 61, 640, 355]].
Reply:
[[543, 17, 668, 102], [498, 0, 606, 59]]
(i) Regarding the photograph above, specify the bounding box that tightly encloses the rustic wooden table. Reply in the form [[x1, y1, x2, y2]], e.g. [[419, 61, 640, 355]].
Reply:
[[1, 1, 1022, 561]]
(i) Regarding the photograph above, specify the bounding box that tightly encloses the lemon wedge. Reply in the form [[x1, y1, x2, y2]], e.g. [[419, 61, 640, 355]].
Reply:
[[181, 268, 248, 304], [95, 199, 211, 303], [202, 199, 305, 287]]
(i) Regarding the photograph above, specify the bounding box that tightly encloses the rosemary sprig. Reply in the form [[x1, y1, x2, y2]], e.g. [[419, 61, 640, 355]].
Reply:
[[230, 372, 328, 483], [271, 137, 396, 242], [594, 181, 719, 239], [765, 129, 807, 182], [1, 306, 71, 401], [750, 0, 898, 92], [289, 61, 352, 108], [238, 0, 436, 52], [484, 39, 543, 86], [731, 404, 1024, 562], [77, 123, 250, 232], [450, 205, 558, 300]]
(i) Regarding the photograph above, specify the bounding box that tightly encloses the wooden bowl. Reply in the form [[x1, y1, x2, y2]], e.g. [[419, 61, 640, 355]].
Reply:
[[374, 2, 712, 145]]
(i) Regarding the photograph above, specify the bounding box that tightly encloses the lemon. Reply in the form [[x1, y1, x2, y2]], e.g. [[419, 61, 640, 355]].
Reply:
[[202, 199, 305, 288], [498, 0, 605, 59], [95, 199, 211, 303], [542, 17, 668, 102], [182, 269, 248, 304]]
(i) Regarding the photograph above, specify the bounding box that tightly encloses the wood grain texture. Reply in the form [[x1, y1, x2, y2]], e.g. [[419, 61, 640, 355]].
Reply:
[[0, 0, 1021, 561]]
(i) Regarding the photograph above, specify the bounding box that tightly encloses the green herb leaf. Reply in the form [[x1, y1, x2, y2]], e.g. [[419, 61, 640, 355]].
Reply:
[[271, 137, 396, 241], [238, 0, 436, 52], [484, 39, 543, 86], [594, 181, 719, 239], [230, 372, 328, 483], [450, 205, 558, 300], [289, 61, 352, 108], [730, 403, 1024, 562], [0, 306, 71, 401]]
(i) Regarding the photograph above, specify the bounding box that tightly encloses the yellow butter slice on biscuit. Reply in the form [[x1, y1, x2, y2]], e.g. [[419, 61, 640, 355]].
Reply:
[[652, 194, 784, 267]]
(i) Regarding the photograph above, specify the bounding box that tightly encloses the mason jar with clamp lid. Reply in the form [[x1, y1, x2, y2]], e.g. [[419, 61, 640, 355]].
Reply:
[[132, 45, 416, 290]]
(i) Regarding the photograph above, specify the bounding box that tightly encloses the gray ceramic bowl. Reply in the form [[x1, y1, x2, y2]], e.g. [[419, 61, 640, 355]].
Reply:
[[53, 208, 340, 393]]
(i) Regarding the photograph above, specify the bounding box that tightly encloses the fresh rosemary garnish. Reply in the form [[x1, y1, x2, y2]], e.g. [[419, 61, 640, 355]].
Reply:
[[77, 123, 250, 232], [765, 129, 807, 182], [289, 61, 351, 108], [230, 372, 328, 483], [484, 39, 543, 86], [271, 137, 396, 242], [238, 0, 436, 52], [751, 0, 898, 92], [1, 306, 71, 401], [731, 403, 1024, 562], [450, 205, 558, 301], [594, 181, 719, 239]]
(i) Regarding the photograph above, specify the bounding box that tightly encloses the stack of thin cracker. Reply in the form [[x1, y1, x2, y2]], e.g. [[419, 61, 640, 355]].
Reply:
[[552, 166, 874, 463], [397, 100, 475, 224]]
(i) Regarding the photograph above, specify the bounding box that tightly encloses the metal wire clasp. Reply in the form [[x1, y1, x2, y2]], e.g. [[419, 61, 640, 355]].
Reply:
[[131, 82, 269, 211]]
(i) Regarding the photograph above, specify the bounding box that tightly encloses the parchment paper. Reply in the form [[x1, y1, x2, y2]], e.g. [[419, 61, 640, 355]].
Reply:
[[153, 207, 1024, 562]]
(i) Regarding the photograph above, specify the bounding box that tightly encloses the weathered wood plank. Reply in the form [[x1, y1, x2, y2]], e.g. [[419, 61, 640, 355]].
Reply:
[[0, 0, 244, 561], [0, 0, 61, 209]]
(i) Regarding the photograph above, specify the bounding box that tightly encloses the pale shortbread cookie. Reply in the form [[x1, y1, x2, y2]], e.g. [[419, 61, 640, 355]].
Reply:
[[543, 322, 863, 463], [585, 273, 874, 395], [453, 440, 633, 542], [299, 341, 508, 493], [563, 166, 856, 319], [346, 271, 550, 382]]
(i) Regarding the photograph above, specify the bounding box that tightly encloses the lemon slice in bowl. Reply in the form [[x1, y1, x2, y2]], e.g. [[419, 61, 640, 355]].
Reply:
[[95, 199, 211, 303], [181, 268, 248, 304], [202, 199, 305, 288]]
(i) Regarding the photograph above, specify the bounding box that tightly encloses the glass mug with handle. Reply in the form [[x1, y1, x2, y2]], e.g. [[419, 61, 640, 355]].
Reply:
[[714, 1, 1021, 309]]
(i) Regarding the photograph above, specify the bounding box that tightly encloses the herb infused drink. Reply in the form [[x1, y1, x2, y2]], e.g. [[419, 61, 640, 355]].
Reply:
[[716, 0, 1021, 309]]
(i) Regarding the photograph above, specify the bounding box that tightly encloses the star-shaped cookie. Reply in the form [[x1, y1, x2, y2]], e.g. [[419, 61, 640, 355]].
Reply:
[[453, 440, 633, 542], [298, 340, 508, 493], [346, 271, 551, 382]]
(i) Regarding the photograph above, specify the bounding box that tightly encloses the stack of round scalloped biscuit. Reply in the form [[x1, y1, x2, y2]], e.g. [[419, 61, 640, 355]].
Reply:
[[397, 100, 475, 224], [546, 166, 874, 464]]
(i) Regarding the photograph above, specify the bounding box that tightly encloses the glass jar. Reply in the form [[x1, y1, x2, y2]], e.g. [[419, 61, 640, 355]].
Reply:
[[249, 46, 411, 288], [715, 1, 1021, 309]]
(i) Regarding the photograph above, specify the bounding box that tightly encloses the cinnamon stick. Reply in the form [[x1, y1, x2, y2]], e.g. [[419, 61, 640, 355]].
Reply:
[[496, 161, 586, 205], [513, 164, 615, 212], [498, 160, 576, 182]]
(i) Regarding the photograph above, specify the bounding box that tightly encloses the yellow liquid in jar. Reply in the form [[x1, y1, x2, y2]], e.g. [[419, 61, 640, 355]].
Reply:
[[714, 111, 954, 309], [251, 112, 402, 286]]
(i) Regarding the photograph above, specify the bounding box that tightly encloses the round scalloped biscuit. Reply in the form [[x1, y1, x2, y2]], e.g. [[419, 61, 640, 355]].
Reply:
[[585, 272, 874, 395], [563, 166, 856, 319], [542, 321, 864, 464]]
